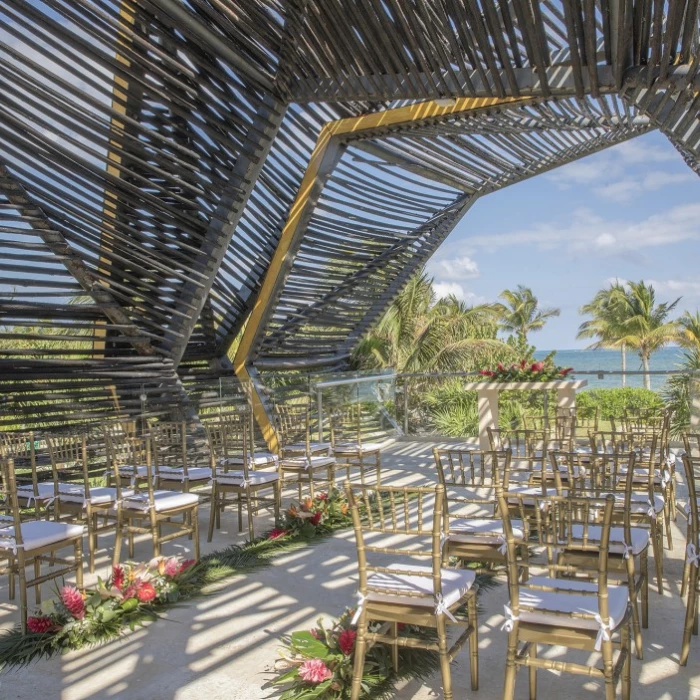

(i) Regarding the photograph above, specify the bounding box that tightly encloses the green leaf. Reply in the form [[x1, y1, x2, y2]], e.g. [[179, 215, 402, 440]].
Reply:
[[290, 631, 330, 658]]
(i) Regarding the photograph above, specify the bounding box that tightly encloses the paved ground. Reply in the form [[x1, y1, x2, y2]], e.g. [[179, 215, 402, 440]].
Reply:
[[1, 439, 699, 699]]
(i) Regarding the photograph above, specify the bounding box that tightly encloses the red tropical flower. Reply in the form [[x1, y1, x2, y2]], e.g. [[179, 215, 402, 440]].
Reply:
[[310, 511, 322, 526], [136, 581, 157, 603], [531, 361, 544, 372], [316, 492, 328, 501], [338, 628, 357, 655], [27, 616, 57, 634], [268, 528, 289, 540], [520, 359, 527, 369], [178, 559, 196, 575], [112, 565, 125, 590], [559, 367, 574, 376], [60, 585, 85, 619]]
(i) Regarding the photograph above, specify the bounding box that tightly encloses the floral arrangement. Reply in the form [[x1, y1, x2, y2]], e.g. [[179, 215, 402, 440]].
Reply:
[[267, 488, 352, 541], [272, 609, 439, 699], [478, 358, 574, 382]]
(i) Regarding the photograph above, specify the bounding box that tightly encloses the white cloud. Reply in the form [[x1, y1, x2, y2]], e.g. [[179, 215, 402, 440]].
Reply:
[[645, 279, 700, 301], [467, 203, 700, 256], [432, 282, 486, 305], [427, 255, 480, 280], [547, 137, 688, 201]]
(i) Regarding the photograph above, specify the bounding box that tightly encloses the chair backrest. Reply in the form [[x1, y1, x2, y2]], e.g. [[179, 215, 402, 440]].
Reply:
[[329, 405, 362, 448], [682, 454, 700, 557], [0, 458, 25, 550], [150, 421, 189, 476], [0, 431, 39, 494], [548, 449, 594, 493], [497, 487, 617, 630], [107, 434, 156, 506], [575, 407, 599, 437], [433, 447, 511, 488], [205, 414, 253, 478], [275, 403, 312, 452], [47, 434, 90, 498], [345, 482, 445, 607], [683, 433, 700, 459]]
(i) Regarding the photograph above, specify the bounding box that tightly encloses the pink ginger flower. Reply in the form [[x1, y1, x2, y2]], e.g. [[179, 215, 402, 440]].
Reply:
[[60, 585, 85, 619], [27, 616, 57, 634], [298, 658, 333, 684], [163, 557, 180, 578]]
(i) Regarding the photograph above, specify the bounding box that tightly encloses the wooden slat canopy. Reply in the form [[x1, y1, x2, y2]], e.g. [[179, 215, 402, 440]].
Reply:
[[0, 0, 697, 433]]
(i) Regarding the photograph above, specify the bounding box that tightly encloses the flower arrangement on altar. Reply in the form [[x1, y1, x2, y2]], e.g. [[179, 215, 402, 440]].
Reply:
[[272, 609, 439, 699], [478, 357, 574, 382], [267, 488, 352, 541]]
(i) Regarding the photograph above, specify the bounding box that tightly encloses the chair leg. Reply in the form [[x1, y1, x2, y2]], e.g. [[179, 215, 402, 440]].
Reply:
[[89, 511, 98, 574], [74, 537, 83, 589], [621, 621, 632, 700], [350, 609, 368, 700], [468, 591, 479, 691], [18, 560, 28, 635], [664, 500, 673, 550], [602, 637, 616, 700], [391, 622, 399, 673], [528, 643, 537, 700], [113, 514, 123, 566], [626, 555, 643, 659], [649, 519, 663, 594], [681, 523, 690, 598], [34, 558, 41, 604], [274, 482, 281, 526], [246, 491, 255, 542], [436, 613, 453, 700], [237, 492, 243, 532], [503, 628, 518, 700], [192, 505, 200, 561], [641, 550, 649, 629], [680, 566, 698, 665], [207, 483, 217, 543]]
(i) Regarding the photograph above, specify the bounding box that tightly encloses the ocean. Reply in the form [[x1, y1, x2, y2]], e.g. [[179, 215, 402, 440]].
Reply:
[[533, 347, 687, 392]]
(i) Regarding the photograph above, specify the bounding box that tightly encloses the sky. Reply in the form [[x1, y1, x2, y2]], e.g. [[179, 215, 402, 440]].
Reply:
[[425, 131, 700, 351]]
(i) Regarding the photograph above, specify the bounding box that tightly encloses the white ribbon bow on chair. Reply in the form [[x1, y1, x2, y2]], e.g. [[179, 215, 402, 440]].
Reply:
[[497, 534, 508, 555], [686, 543, 700, 568], [501, 605, 519, 632], [435, 593, 458, 622], [646, 501, 657, 519], [594, 614, 612, 651], [350, 593, 367, 625], [621, 542, 633, 560]]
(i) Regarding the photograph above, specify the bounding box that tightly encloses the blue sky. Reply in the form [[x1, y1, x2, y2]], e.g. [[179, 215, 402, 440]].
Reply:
[[426, 131, 700, 350]]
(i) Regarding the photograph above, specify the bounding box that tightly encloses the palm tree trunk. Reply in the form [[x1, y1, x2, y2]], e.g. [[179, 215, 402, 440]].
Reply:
[[641, 351, 651, 390], [621, 343, 626, 387]]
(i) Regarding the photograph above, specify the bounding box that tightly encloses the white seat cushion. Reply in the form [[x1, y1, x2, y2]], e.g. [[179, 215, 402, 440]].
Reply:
[[677, 497, 700, 515], [157, 467, 212, 482], [449, 518, 524, 545], [615, 492, 665, 515], [280, 455, 336, 470], [122, 491, 199, 512], [215, 470, 279, 486], [517, 576, 629, 632], [365, 563, 476, 609], [333, 442, 383, 455], [0, 520, 83, 552], [568, 525, 650, 556], [59, 486, 134, 506], [220, 453, 278, 467], [16, 482, 72, 501], [284, 442, 332, 455], [113, 465, 150, 476]]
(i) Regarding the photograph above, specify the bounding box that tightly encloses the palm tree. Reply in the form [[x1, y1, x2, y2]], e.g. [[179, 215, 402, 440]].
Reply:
[[354, 270, 505, 373], [677, 310, 700, 351], [578, 282, 630, 386], [495, 285, 560, 343], [615, 281, 681, 390]]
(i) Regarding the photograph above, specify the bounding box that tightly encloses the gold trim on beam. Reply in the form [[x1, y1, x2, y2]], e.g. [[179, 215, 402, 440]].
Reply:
[[234, 95, 529, 451]]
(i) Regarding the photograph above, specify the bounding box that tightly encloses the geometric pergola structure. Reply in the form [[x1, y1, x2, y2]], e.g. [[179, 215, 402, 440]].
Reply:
[[0, 1, 698, 440]]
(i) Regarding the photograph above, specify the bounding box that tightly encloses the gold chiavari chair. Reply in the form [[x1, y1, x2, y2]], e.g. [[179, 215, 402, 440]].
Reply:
[[434, 447, 529, 579], [487, 427, 549, 476], [276, 403, 336, 498], [679, 446, 700, 599], [47, 434, 125, 573], [330, 405, 381, 485], [112, 443, 200, 564], [550, 450, 649, 660], [345, 482, 478, 700], [592, 436, 665, 595], [575, 406, 599, 439], [103, 425, 151, 490], [680, 453, 699, 666], [205, 416, 280, 542], [151, 421, 211, 493], [0, 431, 54, 518], [497, 488, 632, 700], [0, 458, 84, 633]]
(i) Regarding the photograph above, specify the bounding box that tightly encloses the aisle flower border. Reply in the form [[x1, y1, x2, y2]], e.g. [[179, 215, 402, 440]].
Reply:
[[0, 489, 353, 670]]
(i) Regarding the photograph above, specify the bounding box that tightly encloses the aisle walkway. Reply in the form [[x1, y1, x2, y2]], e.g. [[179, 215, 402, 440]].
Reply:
[[1, 440, 698, 699]]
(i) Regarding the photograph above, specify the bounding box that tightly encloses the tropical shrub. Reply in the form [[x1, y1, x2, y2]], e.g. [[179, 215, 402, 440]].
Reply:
[[576, 388, 664, 421]]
